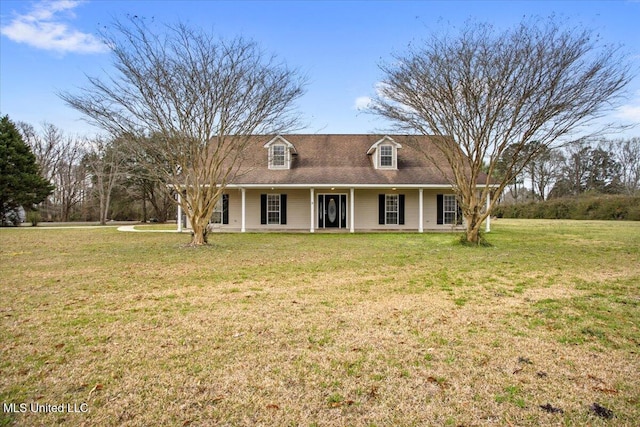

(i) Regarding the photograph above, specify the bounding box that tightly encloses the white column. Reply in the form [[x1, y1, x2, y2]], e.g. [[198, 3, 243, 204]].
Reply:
[[485, 191, 491, 233], [349, 188, 355, 233], [241, 188, 246, 233], [177, 192, 183, 232], [418, 188, 424, 233], [310, 188, 315, 233]]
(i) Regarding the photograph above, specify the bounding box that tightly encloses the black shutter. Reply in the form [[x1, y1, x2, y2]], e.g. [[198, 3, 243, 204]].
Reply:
[[318, 195, 323, 228], [456, 199, 463, 225], [222, 194, 229, 225], [378, 194, 385, 225], [260, 194, 267, 225], [437, 194, 443, 225], [399, 194, 405, 225], [280, 194, 287, 225]]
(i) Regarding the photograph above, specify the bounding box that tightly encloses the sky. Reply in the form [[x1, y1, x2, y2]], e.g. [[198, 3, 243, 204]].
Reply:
[[1, 0, 639, 138]]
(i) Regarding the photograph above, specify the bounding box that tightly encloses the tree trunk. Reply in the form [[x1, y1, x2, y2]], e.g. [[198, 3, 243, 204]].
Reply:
[[142, 184, 147, 223], [465, 218, 482, 244], [99, 194, 106, 225], [463, 211, 482, 245], [189, 215, 209, 246], [461, 192, 485, 245], [103, 191, 112, 225]]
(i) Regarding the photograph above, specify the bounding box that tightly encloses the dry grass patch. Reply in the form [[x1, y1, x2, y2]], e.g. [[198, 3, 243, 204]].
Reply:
[[1, 219, 638, 426]]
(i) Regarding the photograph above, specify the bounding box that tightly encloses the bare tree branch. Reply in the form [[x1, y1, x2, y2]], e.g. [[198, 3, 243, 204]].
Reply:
[[371, 17, 634, 244], [60, 17, 306, 245]]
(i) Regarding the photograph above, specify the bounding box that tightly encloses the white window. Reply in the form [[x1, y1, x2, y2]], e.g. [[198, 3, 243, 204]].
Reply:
[[211, 198, 223, 224], [270, 145, 287, 169], [385, 194, 399, 225], [443, 195, 459, 225], [379, 145, 394, 168], [267, 194, 280, 224]]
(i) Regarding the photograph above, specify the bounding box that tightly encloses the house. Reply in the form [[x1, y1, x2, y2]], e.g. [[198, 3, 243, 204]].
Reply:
[[177, 134, 492, 232]]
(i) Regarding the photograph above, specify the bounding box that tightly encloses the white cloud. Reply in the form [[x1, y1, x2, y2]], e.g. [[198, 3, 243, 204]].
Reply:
[[0, 0, 106, 54], [353, 96, 372, 111], [617, 104, 640, 122]]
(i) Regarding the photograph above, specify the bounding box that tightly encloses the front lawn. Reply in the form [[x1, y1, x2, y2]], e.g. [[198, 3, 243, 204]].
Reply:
[[1, 219, 638, 426]]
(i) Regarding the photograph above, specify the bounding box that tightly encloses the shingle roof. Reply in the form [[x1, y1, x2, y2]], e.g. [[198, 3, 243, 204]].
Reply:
[[230, 134, 481, 186]]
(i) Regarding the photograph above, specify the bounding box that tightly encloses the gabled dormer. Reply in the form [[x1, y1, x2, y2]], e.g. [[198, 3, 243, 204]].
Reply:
[[264, 135, 297, 170], [367, 136, 402, 170]]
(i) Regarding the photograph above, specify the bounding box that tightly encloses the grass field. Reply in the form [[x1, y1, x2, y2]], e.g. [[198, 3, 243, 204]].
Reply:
[[1, 219, 638, 426]]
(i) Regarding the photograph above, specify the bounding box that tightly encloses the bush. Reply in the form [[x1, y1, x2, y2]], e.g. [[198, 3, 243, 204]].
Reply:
[[495, 195, 640, 221], [26, 210, 41, 226]]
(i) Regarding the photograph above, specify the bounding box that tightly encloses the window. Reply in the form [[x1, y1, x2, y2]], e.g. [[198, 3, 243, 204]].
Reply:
[[211, 198, 223, 224], [261, 194, 287, 225], [367, 137, 401, 170], [385, 194, 399, 225], [378, 194, 405, 225], [443, 195, 459, 225], [270, 145, 287, 168], [267, 194, 280, 224], [210, 194, 228, 225], [379, 145, 394, 168]]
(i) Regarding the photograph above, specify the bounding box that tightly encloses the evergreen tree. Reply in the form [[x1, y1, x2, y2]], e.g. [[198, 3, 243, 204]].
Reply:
[[0, 115, 54, 225]]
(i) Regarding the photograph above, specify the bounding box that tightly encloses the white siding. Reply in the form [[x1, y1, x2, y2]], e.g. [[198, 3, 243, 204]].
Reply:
[[187, 187, 464, 232]]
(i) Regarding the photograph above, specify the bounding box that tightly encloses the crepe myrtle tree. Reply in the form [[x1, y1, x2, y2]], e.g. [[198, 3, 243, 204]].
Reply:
[[370, 17, 633, 244], [61, 17, 305, 245]]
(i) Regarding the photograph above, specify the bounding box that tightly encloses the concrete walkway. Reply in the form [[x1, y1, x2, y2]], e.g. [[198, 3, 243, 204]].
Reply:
[[12, 225, 121, 230], [117, 225, 184, 233], [6, 223, 184, 233]]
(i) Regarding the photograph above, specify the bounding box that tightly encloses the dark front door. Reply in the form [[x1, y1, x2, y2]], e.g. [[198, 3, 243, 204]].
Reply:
[[324, 194, 340, 227], [319, 194, 347, 229]]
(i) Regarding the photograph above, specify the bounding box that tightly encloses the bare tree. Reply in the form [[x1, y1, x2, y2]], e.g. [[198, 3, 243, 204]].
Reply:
[[525, 144, 563, 201], [18, 122, 89, 221], [60, 18, 305, 245], [83, 137, 127, 224], [370, 18, 633, 244], [18, 122, 64, 220], [609, 137, 640, 195], [55, 137, 87, 221]]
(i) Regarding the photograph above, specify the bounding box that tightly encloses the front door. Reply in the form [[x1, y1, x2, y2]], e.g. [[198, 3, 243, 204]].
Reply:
[[319, 194, 347, 228]]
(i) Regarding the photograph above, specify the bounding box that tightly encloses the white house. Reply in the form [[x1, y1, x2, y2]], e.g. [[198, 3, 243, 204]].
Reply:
[[177, 134, 493, 233]]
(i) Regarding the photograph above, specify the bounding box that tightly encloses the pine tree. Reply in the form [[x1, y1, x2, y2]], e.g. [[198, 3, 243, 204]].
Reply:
[[0, 115, 54, 225]]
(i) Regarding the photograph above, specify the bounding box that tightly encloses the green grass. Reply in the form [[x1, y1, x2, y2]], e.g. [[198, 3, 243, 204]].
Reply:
[[0, 219, 639, 426]]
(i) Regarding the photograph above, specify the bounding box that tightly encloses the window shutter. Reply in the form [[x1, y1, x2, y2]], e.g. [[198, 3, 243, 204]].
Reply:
[[280, 194, 287, 225], [399, 194, 405, 225], [437, 194, 443, 225], [318, 195, 323, 228], [222, 194, 229, 225], [378, 194, 385, 225], [456, 199, 463, 225], [260, 194, 267, 225]]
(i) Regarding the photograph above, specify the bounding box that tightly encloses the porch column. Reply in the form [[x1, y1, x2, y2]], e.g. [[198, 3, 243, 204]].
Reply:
[[241, 188, 246, 233], [310, 188, 315, 233], [418, 188, 424, 233], [177, 192, 183, 232], [349, 188, 355, 233], [485, 191, 491, 233]]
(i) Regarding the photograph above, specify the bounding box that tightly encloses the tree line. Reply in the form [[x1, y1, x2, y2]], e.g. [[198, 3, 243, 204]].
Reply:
[[497, 137, 640, 203], [2, 118, 174, 225]]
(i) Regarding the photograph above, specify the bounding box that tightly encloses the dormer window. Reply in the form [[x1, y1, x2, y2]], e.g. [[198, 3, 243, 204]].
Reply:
[[367, 136, 401, 170], [264, 136, 296, 170], [271, 145, 287, 168], [379, 145, 394, 168]]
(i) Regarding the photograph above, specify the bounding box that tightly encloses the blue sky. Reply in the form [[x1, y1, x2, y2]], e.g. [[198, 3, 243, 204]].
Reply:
[[1, 0, 639, 137]]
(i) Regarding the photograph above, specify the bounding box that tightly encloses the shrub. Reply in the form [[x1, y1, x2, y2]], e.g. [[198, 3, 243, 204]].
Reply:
[[26, 210, 41, 226], [495, 194, 640, 221]]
